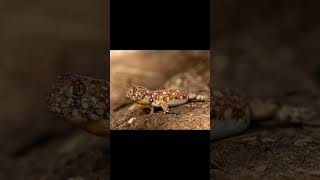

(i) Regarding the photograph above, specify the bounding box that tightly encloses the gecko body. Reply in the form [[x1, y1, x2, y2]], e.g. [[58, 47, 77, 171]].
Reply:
[[46, 73, 109, 137], [212, 89, 317, 140], [211, 89, 251, 140], [125, 85, 208, 113]]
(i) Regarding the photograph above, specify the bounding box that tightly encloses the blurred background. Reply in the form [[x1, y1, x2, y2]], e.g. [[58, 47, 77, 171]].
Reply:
[[212, 1, 320, 179], [0, 0, 108, 179], [213, 0, 320, 95]]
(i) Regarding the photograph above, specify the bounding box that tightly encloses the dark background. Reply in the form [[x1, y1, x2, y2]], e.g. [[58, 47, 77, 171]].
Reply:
[[0, 0, 108, 179], [213, 0, 320, 94], [111, 0, 210, 50], [212, 1, 320, 179]]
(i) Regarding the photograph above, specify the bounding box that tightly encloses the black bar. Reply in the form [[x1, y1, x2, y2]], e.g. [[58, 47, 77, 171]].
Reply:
[[110, 0, 210, 50], [110, 130, 210, 179]]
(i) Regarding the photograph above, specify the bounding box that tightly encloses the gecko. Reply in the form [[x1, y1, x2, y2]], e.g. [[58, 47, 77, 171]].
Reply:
[[211, 89, 318, 140], [46, 73, 109, 137], [125, 84, 209, 114]]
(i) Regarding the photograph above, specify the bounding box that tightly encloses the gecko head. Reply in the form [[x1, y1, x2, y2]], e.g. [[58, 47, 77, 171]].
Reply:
[[46, 73, 109, 124], [125, 84, 151, 104]]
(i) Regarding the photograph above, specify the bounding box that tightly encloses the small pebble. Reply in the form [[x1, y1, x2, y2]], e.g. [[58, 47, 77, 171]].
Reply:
[[128, 117, 136, 124]]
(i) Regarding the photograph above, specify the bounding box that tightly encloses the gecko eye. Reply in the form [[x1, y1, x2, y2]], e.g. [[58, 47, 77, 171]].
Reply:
[[72, 81, 87, 97]]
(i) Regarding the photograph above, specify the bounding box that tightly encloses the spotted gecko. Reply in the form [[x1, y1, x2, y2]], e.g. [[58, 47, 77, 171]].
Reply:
[[46, 73, 109, 137], [125, 85, 209, 114], [212, 89, 317, 140]]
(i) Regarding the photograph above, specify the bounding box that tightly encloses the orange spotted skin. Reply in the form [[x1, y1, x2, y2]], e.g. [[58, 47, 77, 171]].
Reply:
[[125, 85, 192, 113], [150, 89, 189, 113], [150, 89, 188, 101]]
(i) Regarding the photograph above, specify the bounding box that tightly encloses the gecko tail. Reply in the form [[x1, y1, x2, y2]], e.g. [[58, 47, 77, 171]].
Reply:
[[188, 92, 210, 101]]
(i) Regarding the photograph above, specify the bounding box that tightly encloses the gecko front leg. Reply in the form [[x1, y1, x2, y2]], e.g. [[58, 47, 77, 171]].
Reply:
[[160, 101, 169, 113], [150, 99, 170, 113]]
